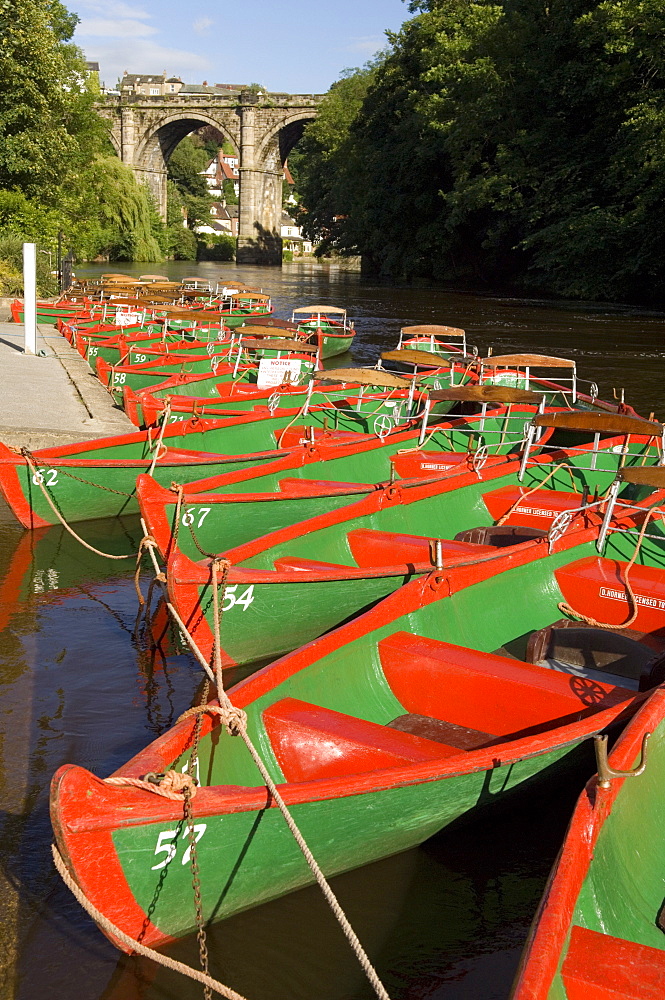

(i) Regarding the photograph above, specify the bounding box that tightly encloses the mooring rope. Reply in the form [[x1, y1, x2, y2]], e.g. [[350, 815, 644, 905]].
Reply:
[[21, 449, 135, 561], [51, 844, 247, 1000], [91, 537, 393, 1000], [495, 462, 579, 526]]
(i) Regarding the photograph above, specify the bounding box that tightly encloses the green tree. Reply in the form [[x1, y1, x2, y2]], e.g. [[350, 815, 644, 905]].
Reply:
[[0, 0, 107, 201], [294, 0, 665, 301], [293, 64, 379, 254], [167, 137, 213, 228]]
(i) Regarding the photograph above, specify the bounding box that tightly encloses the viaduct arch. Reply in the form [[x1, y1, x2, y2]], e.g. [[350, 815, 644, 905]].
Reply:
[[98, 90, 323, 265]]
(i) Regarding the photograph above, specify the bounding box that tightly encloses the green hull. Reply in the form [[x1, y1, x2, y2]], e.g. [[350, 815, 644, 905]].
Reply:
[[113, 741, 581, 935], [169, 439, 663, 667], [53, 537, 647, 942], [159, 417, 617, 554]]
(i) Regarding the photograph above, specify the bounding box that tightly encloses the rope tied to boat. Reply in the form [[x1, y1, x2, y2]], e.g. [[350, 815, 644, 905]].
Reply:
[[147, 400, 171, 476], [558, 506, 664, 629], [495, 462, 579, 526], [51, 844, 247, 1000], [118, 534, 394, 1000], [104, 769, 197, 800], [177, 701, 248, 736], [20, 449, 136, 560]]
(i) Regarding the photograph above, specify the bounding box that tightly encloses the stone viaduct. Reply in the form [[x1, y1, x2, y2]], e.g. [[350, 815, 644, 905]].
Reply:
[[98, 90, 323, 265]]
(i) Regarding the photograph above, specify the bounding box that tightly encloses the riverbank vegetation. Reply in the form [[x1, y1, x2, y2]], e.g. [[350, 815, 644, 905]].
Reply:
[[0, 0, 166, 292], [296, 0, 665, 304]]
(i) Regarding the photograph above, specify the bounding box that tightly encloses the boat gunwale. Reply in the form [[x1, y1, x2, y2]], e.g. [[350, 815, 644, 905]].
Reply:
[[510, 682, 665, 999]]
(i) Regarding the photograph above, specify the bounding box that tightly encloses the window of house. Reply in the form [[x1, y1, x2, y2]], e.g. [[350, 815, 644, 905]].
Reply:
[[150, 88, 159, 95], [170, 85, 176, 92]]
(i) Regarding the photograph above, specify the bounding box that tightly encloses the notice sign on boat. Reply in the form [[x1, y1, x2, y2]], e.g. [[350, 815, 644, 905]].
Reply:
[[257, 357, 303, 389]]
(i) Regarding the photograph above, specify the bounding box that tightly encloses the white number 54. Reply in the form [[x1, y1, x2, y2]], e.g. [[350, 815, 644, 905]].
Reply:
[[222, 585, 255, 611]]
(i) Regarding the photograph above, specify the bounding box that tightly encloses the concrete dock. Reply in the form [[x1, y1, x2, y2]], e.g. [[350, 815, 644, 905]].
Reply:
[[0, 322, 134, 450]]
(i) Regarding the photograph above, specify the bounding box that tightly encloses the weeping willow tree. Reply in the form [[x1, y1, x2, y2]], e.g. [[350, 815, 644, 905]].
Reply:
[[73, 156, 165, 261]]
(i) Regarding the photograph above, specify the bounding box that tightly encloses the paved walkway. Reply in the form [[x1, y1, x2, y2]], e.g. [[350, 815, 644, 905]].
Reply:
[[0, 322, 134, 450]]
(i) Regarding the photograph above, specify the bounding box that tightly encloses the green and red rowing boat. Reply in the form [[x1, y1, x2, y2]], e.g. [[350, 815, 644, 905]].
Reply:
[[158, 422, 665, 668], [511, 682, 665, 999], [291, 304, 356, 358], [138, 407, 658, 562], [0, 379, 432, 528], [51, 511, 665, 947], [0, 419, 293, 528]]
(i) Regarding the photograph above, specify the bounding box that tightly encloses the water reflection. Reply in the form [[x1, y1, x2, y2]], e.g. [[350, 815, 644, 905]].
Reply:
[[3, 264, 664, 999]]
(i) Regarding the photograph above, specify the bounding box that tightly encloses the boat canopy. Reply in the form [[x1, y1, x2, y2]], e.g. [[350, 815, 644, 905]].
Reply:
[[315, 368, 410, 388], [620, 467, 665, 487], [401, 325, 465, 337], [534, 412, 663, 435], [481, 354, 575, 368], [234, 325, 299, 338], [292, 305, 347, 315], [429, 385, 544, 404]]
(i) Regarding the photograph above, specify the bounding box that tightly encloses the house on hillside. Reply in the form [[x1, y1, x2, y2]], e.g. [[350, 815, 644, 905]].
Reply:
[[281, 211, 315, 254], [201, 152, 240, 199]]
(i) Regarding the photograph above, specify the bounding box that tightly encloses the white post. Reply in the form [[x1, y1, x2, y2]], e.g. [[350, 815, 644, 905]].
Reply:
[[23, 243, 37, 355]]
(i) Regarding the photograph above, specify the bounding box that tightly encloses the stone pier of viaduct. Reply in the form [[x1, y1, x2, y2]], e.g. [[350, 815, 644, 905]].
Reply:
[[98, 89, 323, 265]]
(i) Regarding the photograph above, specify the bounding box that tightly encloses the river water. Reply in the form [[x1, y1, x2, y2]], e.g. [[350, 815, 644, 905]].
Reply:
[[1, 262, 664, 1000]]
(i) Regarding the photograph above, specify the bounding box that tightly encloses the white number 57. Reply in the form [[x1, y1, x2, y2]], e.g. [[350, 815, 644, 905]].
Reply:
[[151, 824, 207, 869]]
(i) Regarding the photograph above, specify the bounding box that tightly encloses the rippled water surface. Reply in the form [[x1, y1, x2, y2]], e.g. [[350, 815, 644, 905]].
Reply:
[[1, 263, 663, 1000]]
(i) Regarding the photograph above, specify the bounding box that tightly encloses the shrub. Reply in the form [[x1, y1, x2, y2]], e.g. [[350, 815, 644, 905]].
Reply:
[[197, 235, 236, 261]]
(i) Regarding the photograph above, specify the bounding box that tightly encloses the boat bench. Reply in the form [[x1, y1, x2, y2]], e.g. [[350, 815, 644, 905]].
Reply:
[[389, 450, 507, 480], [556, 556, 665, 635], [378, 632, 632, 739], [347, 529, 496, 568], [525, 618, 665, 691], [561, 925, 665, 1000], [262, 697, 458, 782], [482, 486, 584, 528]]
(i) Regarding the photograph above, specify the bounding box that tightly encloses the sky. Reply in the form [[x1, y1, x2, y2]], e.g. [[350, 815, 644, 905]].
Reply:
[[70, 0, 412, 94]]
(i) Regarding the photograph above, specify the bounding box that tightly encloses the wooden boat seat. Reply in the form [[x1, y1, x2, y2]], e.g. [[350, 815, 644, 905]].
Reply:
[[561, 925, 665, 1000], [378, 632, 633, 738], [556, 556, 665, 634], [525, 618, 665, 691], [386, 714, 496, 749], [347, 529, 495, 568], [390, 450, 507, 480], [482, 486, 584, 527], [262, 698, 458, 782], [277, 478, 374, 497], [453, 525, 547, 547]]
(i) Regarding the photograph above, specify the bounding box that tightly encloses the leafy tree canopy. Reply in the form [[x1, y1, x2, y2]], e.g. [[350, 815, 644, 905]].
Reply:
[[296, 0, 665, 302]]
